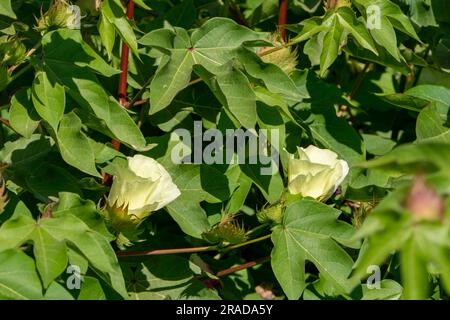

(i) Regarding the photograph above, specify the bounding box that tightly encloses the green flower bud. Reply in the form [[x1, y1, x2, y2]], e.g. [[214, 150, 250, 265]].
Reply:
[[103, 203, 138, 232], [0, 37, 26, 66], [257, 34, 298, 75], [36, 1, 81, 33], [203, 215, 248, 245], [405, 175, 445, 222], [257, 203, 284, 225]]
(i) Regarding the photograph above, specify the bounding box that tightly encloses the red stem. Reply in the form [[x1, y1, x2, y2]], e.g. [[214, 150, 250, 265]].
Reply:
[[118, 0, 135, 107], [104, 0, 135, 184], [116, 245, 216, 257], [0, 117, 10, 127], [278, 0, 288, 42], [216, 256, 270, 277]]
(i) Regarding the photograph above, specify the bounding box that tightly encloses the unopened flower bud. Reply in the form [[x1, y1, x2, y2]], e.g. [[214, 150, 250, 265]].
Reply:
[[202, 214, 248, 245], [405, 175, 445, 222], [0, 37, 26, 66], [257, 203, 284, 224], [257, 34, 298, 75], [36, 1, 82, 32]]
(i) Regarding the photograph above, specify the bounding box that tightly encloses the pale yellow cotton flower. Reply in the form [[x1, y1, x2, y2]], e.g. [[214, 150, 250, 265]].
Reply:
[[287, 145, 349, 201], [107, 155, 180, 231]]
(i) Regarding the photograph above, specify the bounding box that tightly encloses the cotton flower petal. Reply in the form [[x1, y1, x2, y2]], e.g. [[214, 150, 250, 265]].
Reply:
[[287, 145, 349, 201]]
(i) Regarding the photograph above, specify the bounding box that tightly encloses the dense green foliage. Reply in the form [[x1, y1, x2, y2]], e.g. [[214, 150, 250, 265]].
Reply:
[[0, 0, 449, 300]]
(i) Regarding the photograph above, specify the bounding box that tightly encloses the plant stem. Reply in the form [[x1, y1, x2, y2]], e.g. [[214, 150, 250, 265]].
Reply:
[[215, 256, 270, 277], [278, 0, 288, 41], [245, 223, 269, 236], [116, 234, 272, 257], [0, 117, 11, 128], [118, 0, 135, 107], [105, 0, 135, 185], [116, 245, 219, 257], [127, 75, 154, 109], [111, 0, 135, 151], [222, 234, 271, 252], [7, 42, 42, 74], [347, 62, 371, 101], [338, 62, 371, 119]]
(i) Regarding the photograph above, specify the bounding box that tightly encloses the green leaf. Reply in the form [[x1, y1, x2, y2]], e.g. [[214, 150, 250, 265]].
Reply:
[[41, 29, 119, 77], [0, 0, 16, 19], [56, 112, 101, 177], [9, 88, 40, 138], [289, 17, 326, 43], [344, 40, 410, 75], [405, 85, 450, 106], [0, 199, 126, 298], [44, 282, 74, 300], [400, 234, 429, 300], [133, 0, 151, 10], [226, 170, 253, 214], [240, 162, 284, 204], [362, 134, 396, 156], [98, 12, 116, 59], [378, 92, 429, 111], [237, 48, 307, 100], [368, 16, 401, 62], [41, 29, 147, 150], [354, 0, 420, 41], [30, 226, 68, 289], [140, 18, 267, 115], [42, 214, 128, 299], [309, 107, 365, 166], [320, 16, 344, 77], [336, 7, 378, 55], [406, 0, 438, 27], [271, 199, 356, 300], [0, 207, 68, 290], [215, 65, 257, 129], [77, 276, 106, 300], [351, 220, 411, 280], [362, 143, 450, 176], [26, 164, 82, 202], [165, 165, 211, 239], [0, 250, 43, 300], [101, 0, 139, 56], [31, 71, 65, 131], [150, 50, 194, 115], [53, 192, 114, 241], [0, 210, 35, 251], [361, 279, 403, 300], [0, 134, 53, 167], [416, 103, 450, 144], [123, 256, 220, 300]]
